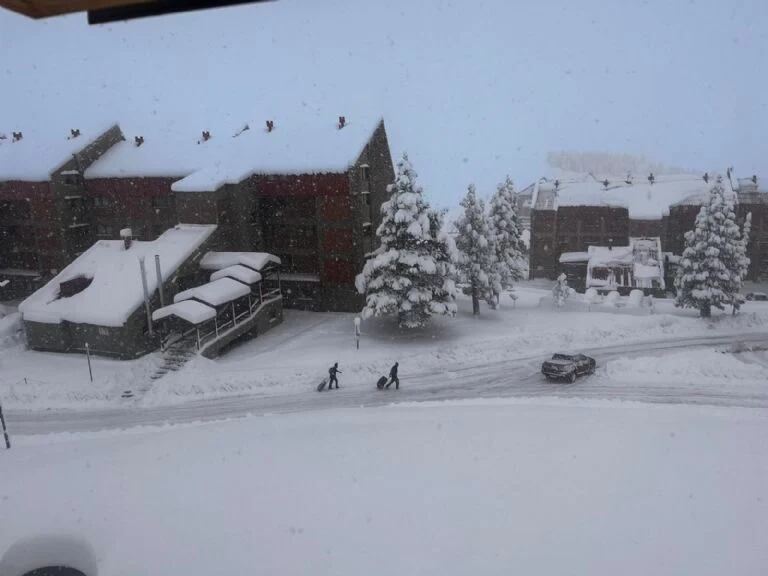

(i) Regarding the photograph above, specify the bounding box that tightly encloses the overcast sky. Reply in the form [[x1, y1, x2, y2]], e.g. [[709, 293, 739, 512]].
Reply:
[[1, 0, 766, 205]]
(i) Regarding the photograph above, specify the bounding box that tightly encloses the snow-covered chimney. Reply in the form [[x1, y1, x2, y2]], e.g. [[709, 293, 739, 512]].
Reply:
[[134, 136, 144, 147], [120, 228, 133, 250], [266, 120, 274, 133], [338, 116, 346, 129], [70, 128, 81, 139], [12, 131, 22, 142], [202, 130, 211, 142]]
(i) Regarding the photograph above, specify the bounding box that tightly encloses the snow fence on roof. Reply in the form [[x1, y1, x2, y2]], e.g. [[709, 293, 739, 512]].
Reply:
[[546, 173, 736, 219], [200, 251, 281, 272], [174, 277, 251, 307], [152, 300, 216, 325], [19, 224, 217, 326], [171, 116, 381, 192]]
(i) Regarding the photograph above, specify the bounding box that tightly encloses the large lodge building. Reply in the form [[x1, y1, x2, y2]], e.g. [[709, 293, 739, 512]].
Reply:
[[528, 172, 768, 291], [0, 116, 394, 311]]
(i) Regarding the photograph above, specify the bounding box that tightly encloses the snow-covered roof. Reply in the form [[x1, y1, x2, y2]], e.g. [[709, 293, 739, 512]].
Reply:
[[210, 265, 262, 285], [174, 277, 251, 307], [152, 300, 216, 325], [172, 116, 380, 192], [200, 251, 281, 272], [19, 224, 216, 326], [0, 121, 116, 181], [84, 122, 222, 179], [534, 173, 734, 219], [559, 251, 590, 263]]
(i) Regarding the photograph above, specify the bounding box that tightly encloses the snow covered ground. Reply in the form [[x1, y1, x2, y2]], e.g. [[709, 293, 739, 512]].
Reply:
[[2, 285, 768, 413], [1, 398, 766, 576]]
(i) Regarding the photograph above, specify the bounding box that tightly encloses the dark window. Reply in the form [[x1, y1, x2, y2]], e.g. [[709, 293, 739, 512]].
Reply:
[[0, 200, 31, 221]]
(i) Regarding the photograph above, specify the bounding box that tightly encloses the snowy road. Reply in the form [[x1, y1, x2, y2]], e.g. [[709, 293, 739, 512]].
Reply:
[[6, 331, 768, 435]]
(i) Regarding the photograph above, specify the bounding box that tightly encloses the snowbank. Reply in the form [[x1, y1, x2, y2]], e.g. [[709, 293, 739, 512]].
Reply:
[[606, 349, 768, 389], [1, 400, 766, 576], [18, 224, 216, 326]]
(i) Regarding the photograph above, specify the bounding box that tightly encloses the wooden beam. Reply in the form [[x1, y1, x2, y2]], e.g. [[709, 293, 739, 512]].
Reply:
[[0, 0, 271, 20], [1, 0, 153, 18]]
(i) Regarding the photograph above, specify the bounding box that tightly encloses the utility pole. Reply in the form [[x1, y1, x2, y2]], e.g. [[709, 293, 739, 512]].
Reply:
[[0, 400, 10, 449], [155, 254, 165, 307], [85, 342, 93, 383], [139, 256, 154, 337]]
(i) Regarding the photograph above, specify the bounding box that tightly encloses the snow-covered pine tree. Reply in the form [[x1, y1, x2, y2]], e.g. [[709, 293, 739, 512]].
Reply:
[[455, 184, 497, 315], [726, 211, 752, 314], [552, 273, 570, 307], [674, 182, 749, 317], [355, 154, 457, 328], [488, 176, 526, 304]]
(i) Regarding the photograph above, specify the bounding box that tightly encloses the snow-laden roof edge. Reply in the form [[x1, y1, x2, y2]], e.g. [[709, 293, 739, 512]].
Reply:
[[19, 224, 217, 326]]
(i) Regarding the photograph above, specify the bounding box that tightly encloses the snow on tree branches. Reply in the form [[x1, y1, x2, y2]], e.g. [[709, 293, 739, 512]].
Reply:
[[488, 176, 526, 303], [674, 182, 751, 318], [355, 153, 458, 328], [455, 184, 497, 315], [552, 273, 570, 307]]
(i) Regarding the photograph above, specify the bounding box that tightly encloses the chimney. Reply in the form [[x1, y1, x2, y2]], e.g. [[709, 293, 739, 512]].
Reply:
[[12, 131, 23, 142], [120, 228, 133, 250], [202, 130, 211, 142], [70, 128, 81, 139], [266, 120, 274, 133], [134, 135, 144, 147], [338, 116, 346, 129]]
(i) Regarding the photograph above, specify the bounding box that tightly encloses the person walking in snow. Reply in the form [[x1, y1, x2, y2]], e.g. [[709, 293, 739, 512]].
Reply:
[[328, 362, 341, 389], [385, 362, 400, 390]]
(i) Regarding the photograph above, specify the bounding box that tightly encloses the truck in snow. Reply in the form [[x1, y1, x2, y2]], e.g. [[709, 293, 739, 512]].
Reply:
[[541, 353, 596, 383]]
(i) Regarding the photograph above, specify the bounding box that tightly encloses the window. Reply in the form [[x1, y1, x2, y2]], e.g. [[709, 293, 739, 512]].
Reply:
[[98, 326, 110, 336], [97, 224, 114, 237], [361, 191, 370, 206]]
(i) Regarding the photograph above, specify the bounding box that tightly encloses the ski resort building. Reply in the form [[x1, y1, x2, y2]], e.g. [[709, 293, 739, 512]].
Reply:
[[0, 123, 123, 299], [2, 115, 394, 312], [529, 172, 767, 284]]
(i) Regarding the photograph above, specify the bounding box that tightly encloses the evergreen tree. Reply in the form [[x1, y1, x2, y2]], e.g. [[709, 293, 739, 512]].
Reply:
[[727, 211, 752, 314], [488, 176, 526, 304], [355, 154, 457, 328], [552, 273, 570, 307], [455, 184, 497, 315], [674, 182, 750, 317]]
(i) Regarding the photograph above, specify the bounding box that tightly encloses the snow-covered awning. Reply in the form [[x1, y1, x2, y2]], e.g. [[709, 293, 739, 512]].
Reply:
[[559, 252, 590, 264], [174, 277, 251, 307], [200, 251, 281, 272], [152, 300, 216, 325], [210, 265, 262, 285]]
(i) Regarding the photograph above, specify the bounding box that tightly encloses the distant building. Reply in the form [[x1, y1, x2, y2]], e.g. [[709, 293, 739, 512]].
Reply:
[[528, 172, 767, 283]]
